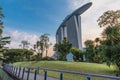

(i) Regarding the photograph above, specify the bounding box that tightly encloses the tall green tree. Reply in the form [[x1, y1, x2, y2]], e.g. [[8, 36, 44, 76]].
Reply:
[[36, 40, 44, 56], [94, 38, 104, 63], [97, 10, 120, 75], [97, 10, 120, 27], [84, 40, 94, 62], [35, 33, 50, 57], [84, 39, 104, 63], [54, 37, 72, 60], [0, 6, 4, 35], [40, 34, 50, 57], [0, 6, 10, 54]]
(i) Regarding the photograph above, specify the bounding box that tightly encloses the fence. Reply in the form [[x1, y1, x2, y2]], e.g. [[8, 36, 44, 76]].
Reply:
[[2, 63, 120, 80], [0, 67, 13, 80]]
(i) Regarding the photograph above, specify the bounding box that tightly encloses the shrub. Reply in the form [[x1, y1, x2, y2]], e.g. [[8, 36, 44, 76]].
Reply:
[[70, 47, 82, 61], [3, 49, 34, 63]]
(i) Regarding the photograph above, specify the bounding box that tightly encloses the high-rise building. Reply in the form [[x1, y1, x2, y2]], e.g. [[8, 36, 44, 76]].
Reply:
[[56, 2, 92, 50]]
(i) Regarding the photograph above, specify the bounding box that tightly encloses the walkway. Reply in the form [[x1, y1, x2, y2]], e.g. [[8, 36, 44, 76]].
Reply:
[[19, 69, 59, 80]]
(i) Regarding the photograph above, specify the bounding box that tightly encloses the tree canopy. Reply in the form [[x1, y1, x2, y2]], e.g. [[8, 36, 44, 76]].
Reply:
[[0, 6, 10, 54], [54, 37, 72, 60], [97, 10, 120, 75]]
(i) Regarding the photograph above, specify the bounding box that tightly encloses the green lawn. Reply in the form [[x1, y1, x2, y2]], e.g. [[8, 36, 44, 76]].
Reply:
[[14, 61, 117, 80]]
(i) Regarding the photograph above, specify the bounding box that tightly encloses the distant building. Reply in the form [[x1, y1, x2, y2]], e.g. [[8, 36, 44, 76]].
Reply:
[[56, 2, 92, 50]]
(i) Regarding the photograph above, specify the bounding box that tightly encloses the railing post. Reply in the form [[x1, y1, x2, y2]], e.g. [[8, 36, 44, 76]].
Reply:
[[15, 66, 18, 76], [13, 66, 15, 75], [2, 63, 5, 69], [44, 70, 47, 80], [27, 67, 30, 80], [34, 70, 37, 80], [87, 74, 91, 80], [22, 67, 25, 80], [18, 66, 21, 78], [10, 66, 12, 74], [60, 72, 63, 80], [11, 66, 13, 73], [37, 67, 39, 74]]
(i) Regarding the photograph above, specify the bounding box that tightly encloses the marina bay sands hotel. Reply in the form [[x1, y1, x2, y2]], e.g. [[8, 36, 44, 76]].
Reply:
[[56, 2, 92, 50]]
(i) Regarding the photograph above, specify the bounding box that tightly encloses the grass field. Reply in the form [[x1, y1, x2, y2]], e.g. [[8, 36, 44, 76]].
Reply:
[[14, 61, 117, 80]]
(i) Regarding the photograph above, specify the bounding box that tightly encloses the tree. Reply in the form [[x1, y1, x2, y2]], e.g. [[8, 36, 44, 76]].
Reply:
[[84, 40, 94, 62], [97, 10, 120, 27], [23, 49, 33, 61], [36, 40, 44, 57], [0, 6, 4, 35], [84, 39, 104, 63], [21, 40, 29, 49], [35, 33, 50, 57], [3, 49, 34, 63], [0, 36, 10, 49], [97, 10, 120, 75], [0, 6, 10, 54], [40, 33, 50, 57], [70, 47, 82, 61], [94, 37, 100, 46], [94, 38, 104, 63], [54, 37, 72, 60]]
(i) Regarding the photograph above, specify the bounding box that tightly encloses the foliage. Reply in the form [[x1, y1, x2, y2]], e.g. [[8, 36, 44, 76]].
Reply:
[[0, 6, 4, 35], [0, 36, 10, 49], [0, 6, 10, 52], [41, 56, 55, 61], [20, 40, 29, 49], [54, 37, 72, 61], [84, 38, 104, 63], [23, 49, 33, 61], [3, 49, 34, 63], [31, 54, 42, 61], [97, 10, 120, 75], [97, 10, 120, 27], [35, 33, 50, 57], [84, 40, 94, 62], [70, 47, 82, 61]]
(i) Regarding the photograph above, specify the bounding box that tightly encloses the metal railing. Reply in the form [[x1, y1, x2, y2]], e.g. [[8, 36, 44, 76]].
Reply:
[[2, 63, 120, 80]]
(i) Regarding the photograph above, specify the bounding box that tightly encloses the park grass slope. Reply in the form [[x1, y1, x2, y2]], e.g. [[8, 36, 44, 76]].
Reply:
[[14, 61, 116, 80]]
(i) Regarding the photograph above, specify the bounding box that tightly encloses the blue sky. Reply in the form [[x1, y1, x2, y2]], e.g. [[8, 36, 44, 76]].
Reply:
[[1, 0, 120, 48], [1, 0, 70, 35]]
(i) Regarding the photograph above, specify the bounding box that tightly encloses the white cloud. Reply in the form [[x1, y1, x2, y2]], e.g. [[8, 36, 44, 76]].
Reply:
[[49, 36, 56, 45], [3, 29, 56, 48], [67, 0, 120, 46], [67, 0, 92, 11]]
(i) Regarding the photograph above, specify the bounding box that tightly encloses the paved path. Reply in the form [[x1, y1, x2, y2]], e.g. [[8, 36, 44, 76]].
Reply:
[[18, 69, 59, 80]]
